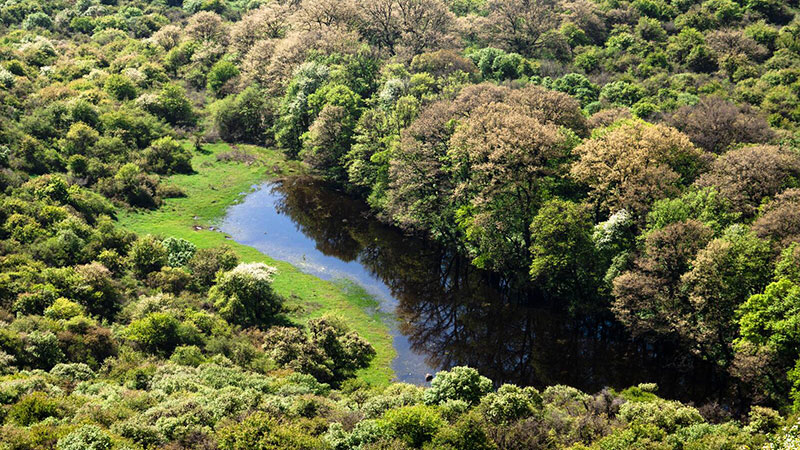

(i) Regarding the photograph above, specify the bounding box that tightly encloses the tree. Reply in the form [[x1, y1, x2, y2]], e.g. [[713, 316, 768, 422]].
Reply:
[[104, 74, 137, 101], [680, 226, 772, 362], [206, 60, 239, 97], [129, 234, 168, 278], [300, 84, 362, 180], [571, 120, 708, 219], [263, 316, 375, 384], [734, 278, 800, 406], [185, 11, 226, 42], [448, 101, 567, 275], [505, 84, 589, 136], [666, 96, 775, 153], [142, 136, 193, 175], [209, 263, 282, 327], [752, 188, 800, 249], [646, 187, 740, 234], [529, 200, 599, 303], [485, 0, 561, 56], [211, 86, 275, 145], [612, 220, 714, 339], [694, 145, 800, 217], [423, 366, 493, 405], [229, 3, 290, 55], [275, 62, 330, 155], [394, 0, 456, 58]]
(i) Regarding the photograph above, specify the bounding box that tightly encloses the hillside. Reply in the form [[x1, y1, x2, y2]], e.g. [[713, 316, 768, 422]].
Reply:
[[2, 0, 800, 447]]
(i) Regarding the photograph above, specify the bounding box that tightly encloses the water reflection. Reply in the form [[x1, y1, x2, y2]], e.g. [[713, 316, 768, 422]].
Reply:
[[225, 176, 733, 405]]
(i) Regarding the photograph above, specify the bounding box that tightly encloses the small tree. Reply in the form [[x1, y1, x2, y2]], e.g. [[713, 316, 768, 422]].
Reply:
[[142, 137, 193, 175], [209, 263, 281, 327], [162, 237, 197, 267], [126, 312, 198, 356], [423, 366, 493, 406], [187, 245, 239, 288], [129, 235, 168, 278], [104, 74, 138, 101], [57, 425, 113, 450]]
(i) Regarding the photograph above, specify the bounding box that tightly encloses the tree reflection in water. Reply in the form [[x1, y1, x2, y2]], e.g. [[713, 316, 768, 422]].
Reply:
[[272, 176, 733, 405]]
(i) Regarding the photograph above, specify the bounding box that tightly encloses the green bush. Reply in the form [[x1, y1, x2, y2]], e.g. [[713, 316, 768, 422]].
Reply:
[[104, 74, 138, 101], [162, 236, 197, 267], [8, 392, 63, 425], [207, 60, 240, 96], [187, 245, 239, 288], [209, 263, 282, 327], [57, 425, 113, 450], [217, 412, 327, 450], [142, 137, 193, 175], [126, 312, 200, 356], [43, 298, 85, 320], [380, 404, 445, 448], [423, 366, 492, 406], [129, 235, 168, 278]]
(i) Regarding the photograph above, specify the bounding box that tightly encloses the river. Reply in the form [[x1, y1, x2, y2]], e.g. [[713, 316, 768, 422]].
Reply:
[[220, 176, 733, 405]]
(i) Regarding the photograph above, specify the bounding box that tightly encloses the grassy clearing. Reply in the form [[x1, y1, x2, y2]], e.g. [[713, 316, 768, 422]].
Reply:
[[117, 142, 395, 386]]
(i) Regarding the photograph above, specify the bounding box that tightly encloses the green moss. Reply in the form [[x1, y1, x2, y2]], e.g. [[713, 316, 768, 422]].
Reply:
[[117, 142, 394, 385]]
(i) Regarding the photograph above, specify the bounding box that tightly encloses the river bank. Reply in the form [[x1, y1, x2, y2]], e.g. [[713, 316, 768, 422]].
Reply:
[[116, 142, 396, 386]]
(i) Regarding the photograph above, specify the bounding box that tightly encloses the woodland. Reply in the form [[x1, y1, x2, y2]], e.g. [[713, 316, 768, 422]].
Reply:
[[2, 0, 800, 447]]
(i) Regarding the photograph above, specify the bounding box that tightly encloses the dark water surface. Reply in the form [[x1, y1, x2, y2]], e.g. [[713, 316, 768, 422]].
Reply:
[[220, 176, 731, 404]]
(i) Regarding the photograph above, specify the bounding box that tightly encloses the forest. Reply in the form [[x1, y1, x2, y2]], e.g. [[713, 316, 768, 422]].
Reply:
[[2, 0, 800, 446]]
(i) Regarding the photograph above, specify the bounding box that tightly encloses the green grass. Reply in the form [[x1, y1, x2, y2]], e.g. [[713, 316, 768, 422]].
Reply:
[[117, 142, 395, 385]]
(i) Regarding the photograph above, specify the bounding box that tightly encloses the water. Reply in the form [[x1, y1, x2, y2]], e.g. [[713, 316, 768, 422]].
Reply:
[[220, 176, 734, 405], [220, 178, 433, 382]]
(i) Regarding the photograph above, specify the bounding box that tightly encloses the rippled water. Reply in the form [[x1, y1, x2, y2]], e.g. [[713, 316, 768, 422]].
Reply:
[[220, 176, 733, 404]]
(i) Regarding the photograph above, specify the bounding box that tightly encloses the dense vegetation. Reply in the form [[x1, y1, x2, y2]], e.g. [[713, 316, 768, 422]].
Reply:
[[3, 0, 800, 446]]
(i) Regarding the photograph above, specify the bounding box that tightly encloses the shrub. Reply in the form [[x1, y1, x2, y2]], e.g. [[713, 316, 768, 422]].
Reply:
[[209, 263, 282, 327], [142, 137, 193, 175], [380, 404, 445, 448], [101, 163, 162, 208], [162, 237, 197, 267], [217, 412, 327, 450], [210, 87, 274, 144], [618, 399, 704, 433], [23, 12, 53, 29], [7, 392, 63, 425], [43, 298, 85, 320], [147, 266, 192, 294], [104, 74, 137, 100], [479, 384, 543, 423], [126, 312, 199, 356], [431, 412, 495, 450], [150, 83, 195, 126], [57, 425, 113, 450], [263, 316, 375, 385], [50, 362, 96, 382], [207, 60, 240, 96], [129, 235, 168, 278], [170, 345, 206, 366], [25, 330, 64, 369], [423, 366, 493, 406]]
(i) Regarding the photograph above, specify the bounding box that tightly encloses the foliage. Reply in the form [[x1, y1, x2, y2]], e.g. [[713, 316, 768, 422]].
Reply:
[[209, 262, 282, 327], [423, 366, 492, 406], [0, 0, 800, 446], [263, 316, 376, 385]]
